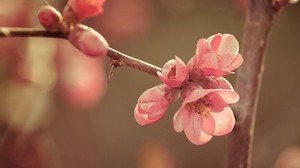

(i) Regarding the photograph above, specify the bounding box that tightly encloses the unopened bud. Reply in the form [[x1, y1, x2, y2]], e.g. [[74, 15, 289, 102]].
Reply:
[[38, 4, 63, 32], [68, 24, 108, 57]]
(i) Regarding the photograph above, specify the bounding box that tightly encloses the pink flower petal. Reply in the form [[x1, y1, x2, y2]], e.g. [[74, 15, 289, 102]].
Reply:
[[182, 88, 212, 104], [138, 84, 166, 103], [198, 114, 215, 135], [209, 33, 222, 51], [175, 56, 188, 85], [218, 34, 239, 55], [183, 112, 213, 145], [134, 105, 159, 125], [198, 52, 219, 69], [202, 77, 233, 90], [215, 90, 239, 104], [217, 53, 238, 69], [226, 54, 243, 71], [201, 68, 232, 77], [173, 105, 191, 132], [210, 106, 235, 136], [196, 38, 211, 56]]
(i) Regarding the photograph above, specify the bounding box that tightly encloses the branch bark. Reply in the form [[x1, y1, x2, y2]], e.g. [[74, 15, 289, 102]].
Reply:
[[0, 27, 161, 77], [227, 0, 284, 167]]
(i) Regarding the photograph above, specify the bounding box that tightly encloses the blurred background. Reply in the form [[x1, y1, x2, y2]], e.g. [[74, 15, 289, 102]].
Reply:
[[0, 0, 300, 167]]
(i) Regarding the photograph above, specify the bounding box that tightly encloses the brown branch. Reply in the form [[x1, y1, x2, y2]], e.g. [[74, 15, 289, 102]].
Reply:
[[227, 0, 285, 168], [0, 27, 161, 77]]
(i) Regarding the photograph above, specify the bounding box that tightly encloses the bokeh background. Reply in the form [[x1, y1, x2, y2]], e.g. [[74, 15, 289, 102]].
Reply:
[[1, 0, 300, 167]]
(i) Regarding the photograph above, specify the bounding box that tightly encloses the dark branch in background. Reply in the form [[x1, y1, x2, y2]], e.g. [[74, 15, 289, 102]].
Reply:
[[227, 0, 286, 168], [0, 27, 162, 77]]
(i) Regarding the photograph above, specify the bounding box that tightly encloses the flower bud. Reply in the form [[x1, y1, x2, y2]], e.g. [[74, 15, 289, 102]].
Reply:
[[157, 56, 188, 88], [38, 4, 62, 32], [134, 84, 179, 125], [68, 24, 108, 57]]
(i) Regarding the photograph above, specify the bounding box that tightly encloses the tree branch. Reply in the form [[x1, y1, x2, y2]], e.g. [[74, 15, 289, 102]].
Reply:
[[227, 0, 285, 167], [0, 27, 161, 77]]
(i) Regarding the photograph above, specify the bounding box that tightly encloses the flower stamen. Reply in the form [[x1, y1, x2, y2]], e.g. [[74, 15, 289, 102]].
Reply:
[[193, 99, 211, 117], [167, 66, 176, 80]]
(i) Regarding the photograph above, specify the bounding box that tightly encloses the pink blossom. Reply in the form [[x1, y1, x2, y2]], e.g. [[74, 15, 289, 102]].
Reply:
[[56, 41, 107, 110], [135, 84, 179, 125], [157, 56, 188, 88], [68, 24, 108, 57], [187, 33, 243, 79], [173, 82, 239, 145], [66, 0, 106, 21], [38, 4, 63, 32]]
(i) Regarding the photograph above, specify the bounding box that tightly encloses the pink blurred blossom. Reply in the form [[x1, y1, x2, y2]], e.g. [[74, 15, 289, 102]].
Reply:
[[68, 24, 108, 57], [157, 56, 188, 88], [56, 41, 107, 109], [187, 33, 243, 80], [173, 82, 239, 145], [96, 0, 154, 42], [134, 84, 179, 125], [66, 0, 106, 21]]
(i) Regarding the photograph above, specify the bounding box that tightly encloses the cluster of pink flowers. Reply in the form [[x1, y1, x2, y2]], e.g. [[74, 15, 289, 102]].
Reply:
[[134, 33, 243, 145]]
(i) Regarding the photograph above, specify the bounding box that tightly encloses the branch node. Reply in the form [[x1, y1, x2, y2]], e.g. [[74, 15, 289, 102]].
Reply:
[[108, 59, 123, 82]]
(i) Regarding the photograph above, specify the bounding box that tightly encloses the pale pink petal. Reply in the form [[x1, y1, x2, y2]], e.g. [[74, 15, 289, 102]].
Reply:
[[217, 53, 238, 69], [207, 93, 227, 112], [138, 85, 166, 103], [210, 106, 235, 136], [225, 54, 243, 71], [146, 102, 169, 120], [134, 105, 159, 125], [175, 56, 188, 85], [201, 68, 232, 77], [202, 77, 233, 90], [173, 105, 191, 132], [198, 114, 215, 135], [218, 34, 239, 55], [137, 100, 168, 115], [209, 33, 222, 51], [198, 52, 219, 69], [182, 88, 212, 104], [216, 77, 234, 90], [195, 38, 211, 56], [215, 90, 239, 104], [184, 112, 213, 145]]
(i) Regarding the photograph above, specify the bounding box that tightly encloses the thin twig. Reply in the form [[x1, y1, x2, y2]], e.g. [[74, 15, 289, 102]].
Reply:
[[0, 27, 162, 77]]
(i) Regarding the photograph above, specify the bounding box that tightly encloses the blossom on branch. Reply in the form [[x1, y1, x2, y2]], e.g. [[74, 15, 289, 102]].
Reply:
[[173, 82, 238, 145], [134, 33, 242, 145], [134, 84, 179, 125], [187, 33, 243, 80], [157, 56, 188, 88]]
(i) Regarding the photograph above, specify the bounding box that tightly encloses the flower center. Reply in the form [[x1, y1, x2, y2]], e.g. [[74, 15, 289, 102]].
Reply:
[[167, 66, 176, 80], [193, 99, 211, 117]]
